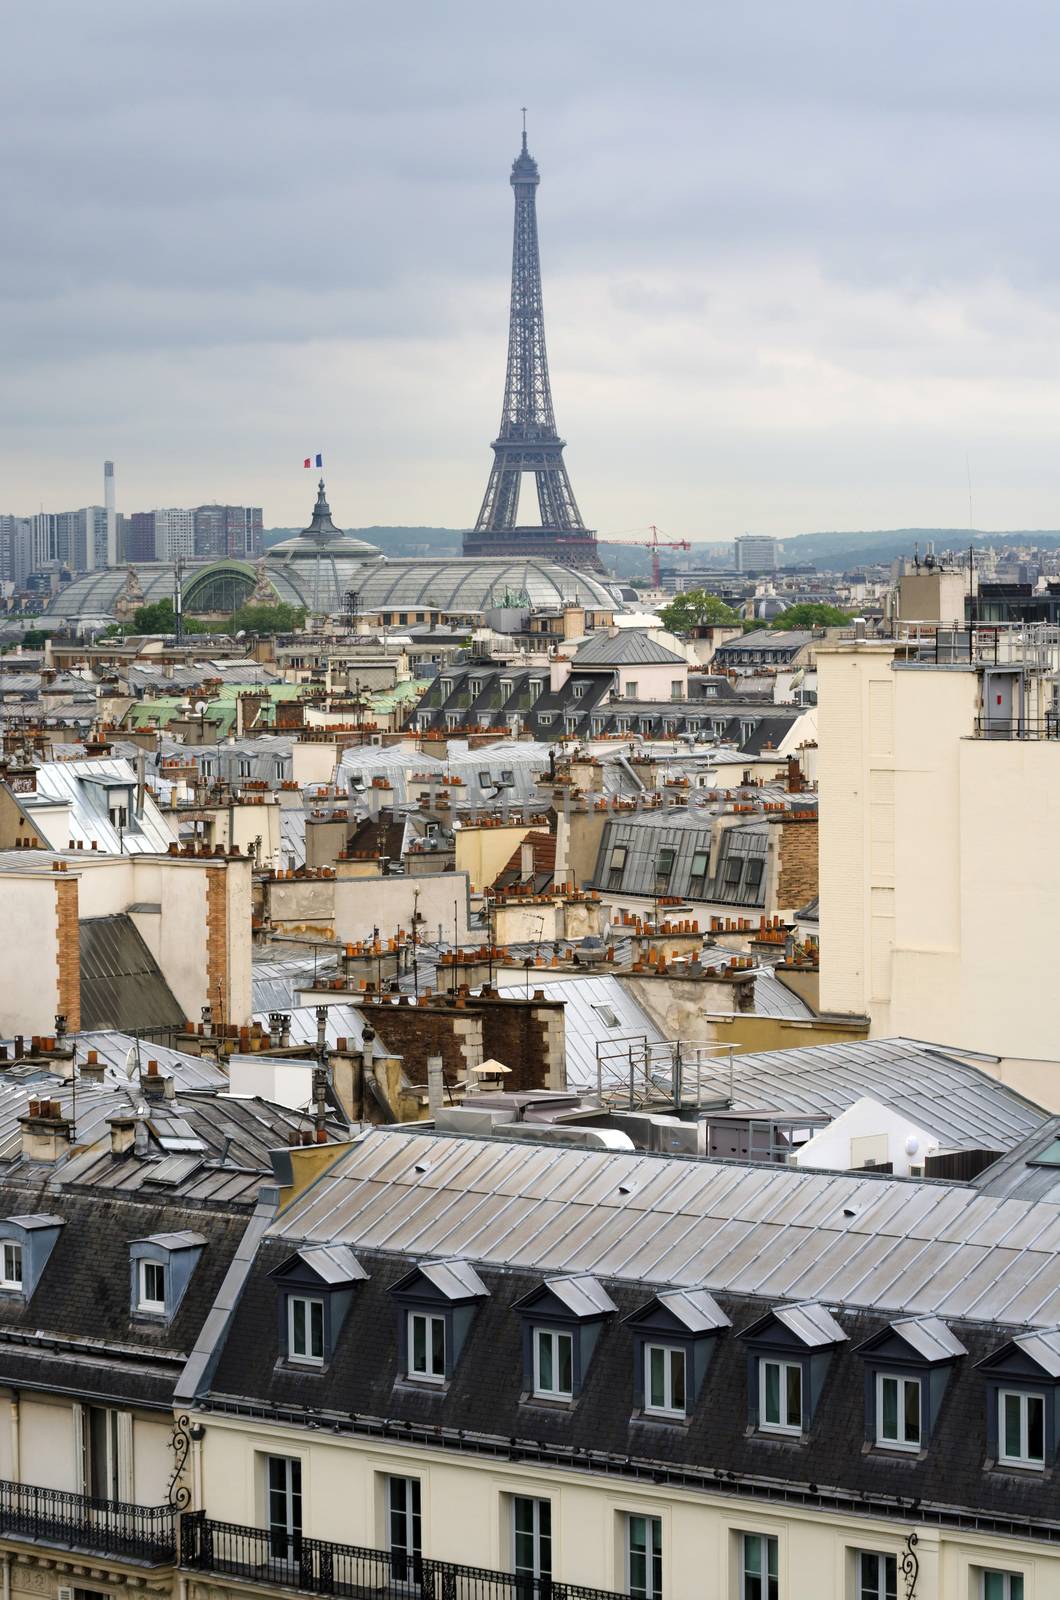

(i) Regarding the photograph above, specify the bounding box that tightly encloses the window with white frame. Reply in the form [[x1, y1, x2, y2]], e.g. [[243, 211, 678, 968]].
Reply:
[[876, 1373, 920, 1450], [979, 1573, 1024, 1600], [533, 1328, 573, 1399], [644, 1344, 686, 1417], [0, 1242, 22, 1290], [625, 1513, 662, 1600], [512, 1495, 551, 1581], [408, 1311, 446, 1382], [759, 1358, 802, 1434], [137, 1259, 166, 1313], [739, 1533, 778, 1600], [856, 1551, 896, 1600], [288, 1294, 324, 1365], [998, 1389, 1045, 1468], [625, 682, 639, 699]]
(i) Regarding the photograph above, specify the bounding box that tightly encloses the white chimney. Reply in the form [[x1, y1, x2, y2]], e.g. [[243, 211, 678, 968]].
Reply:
[[104, 460, 116, 566]]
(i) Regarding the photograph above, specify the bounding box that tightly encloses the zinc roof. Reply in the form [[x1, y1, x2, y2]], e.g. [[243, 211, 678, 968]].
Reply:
[[268, 1126, 1060, 1330]]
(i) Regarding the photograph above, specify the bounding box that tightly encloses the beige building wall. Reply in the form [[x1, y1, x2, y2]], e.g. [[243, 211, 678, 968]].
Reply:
[[898, 568, 968, 624], [196, 1413, 1055, 1600], [819, 642, 1060, 1093], [455, 824, 531, 892]]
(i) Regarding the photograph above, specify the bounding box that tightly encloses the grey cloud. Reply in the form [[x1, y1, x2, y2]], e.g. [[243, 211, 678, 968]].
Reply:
[[3, 0, 1060, 532]]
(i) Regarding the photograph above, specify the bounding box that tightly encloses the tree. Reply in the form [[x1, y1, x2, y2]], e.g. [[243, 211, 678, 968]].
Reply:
[[771, 603, 852, 629], [129, 599, 210, 634], [656, 589, 740, 632], [228, 601, 306, 635], [19, 628, 49, 649]]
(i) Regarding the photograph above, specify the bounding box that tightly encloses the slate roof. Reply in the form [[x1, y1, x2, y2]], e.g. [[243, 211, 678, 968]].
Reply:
[[0, 1182, 251, 1409], [205, 1239, 1060, 1527], [78, 913, 187, 1031], [572, 631, 687, 666]]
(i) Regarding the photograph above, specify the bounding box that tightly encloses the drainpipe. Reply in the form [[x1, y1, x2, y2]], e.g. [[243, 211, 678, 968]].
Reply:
[[9, 1392, 19, 1482], [2, 1551, 10, 1600]]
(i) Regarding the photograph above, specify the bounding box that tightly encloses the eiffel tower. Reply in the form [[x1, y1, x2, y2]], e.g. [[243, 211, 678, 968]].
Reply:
[[464, 122, 600, 571]]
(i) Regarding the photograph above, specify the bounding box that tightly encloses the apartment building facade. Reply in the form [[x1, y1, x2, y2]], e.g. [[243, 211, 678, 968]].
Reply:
[[816, 630, 1060, 1103], [0, 1127, 1056, 1600]]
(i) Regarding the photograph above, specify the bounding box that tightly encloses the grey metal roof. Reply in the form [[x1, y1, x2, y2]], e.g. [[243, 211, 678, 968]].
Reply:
[[294, 1244, 368, 1284], [24, 757, 176, 854], [686, 1038, 1045, 1152], [6, 1213, 64, 1230], [76, 1031, 230, 1092], [573, 631, 687, 667], [1012, 1327, 1060, 1378], [416, 1257, 489, 1300], [267, 1126, 1060, 1329], [252, 1002, 388, 1058], [889, 1315, 968, 1362], [134, 1229, 206, 1251], [653, 1287, 730, 1333], [496, 974, 664, 1091], [969, 1118, 1060, 1204], [543, 1274, 618, 1318], [771, 1301, 847, 1347], [79, 914, 187, 1032]]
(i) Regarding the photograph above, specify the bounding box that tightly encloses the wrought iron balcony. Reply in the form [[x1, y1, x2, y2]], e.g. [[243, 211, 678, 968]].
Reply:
[[0, 1478, 176, 1564], [180, 1512, 623, 1600]]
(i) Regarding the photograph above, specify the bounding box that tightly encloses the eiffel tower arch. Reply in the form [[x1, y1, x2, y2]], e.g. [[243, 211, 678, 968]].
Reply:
[[463, 127, 601, 572]]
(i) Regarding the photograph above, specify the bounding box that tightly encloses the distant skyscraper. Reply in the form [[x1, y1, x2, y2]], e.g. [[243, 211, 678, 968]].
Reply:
[[194, 504, 263, 558], [153, 508, 195, 562], [465, 126, 598, 570], [126, 511, 158, 563], [735, 534, 780, 574], [0, 516, 32, 588]]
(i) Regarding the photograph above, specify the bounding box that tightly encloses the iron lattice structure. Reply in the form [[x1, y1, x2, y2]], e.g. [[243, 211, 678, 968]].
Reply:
[[465, 130, 600, 571]]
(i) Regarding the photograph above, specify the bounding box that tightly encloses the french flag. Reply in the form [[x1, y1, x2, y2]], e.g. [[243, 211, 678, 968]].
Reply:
[[303, 453, 323, 469]]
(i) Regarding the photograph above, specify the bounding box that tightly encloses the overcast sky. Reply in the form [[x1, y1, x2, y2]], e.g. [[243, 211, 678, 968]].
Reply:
[[3, 0, 1060, 540]]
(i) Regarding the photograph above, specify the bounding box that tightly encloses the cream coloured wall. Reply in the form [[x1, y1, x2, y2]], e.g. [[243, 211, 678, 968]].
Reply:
[[196, 1412, 1053, 1600], [334, 872, 471, 946], [291, 741, 341, 787], [0, 876, 62, 1035], [455, 825, 531, 893], [133, 1413, 175, 1503]]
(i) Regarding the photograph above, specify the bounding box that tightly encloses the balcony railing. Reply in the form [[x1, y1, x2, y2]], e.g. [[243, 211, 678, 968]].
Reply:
[[0, 1478, 176, 1564], [180, 1514, 624, 1600]]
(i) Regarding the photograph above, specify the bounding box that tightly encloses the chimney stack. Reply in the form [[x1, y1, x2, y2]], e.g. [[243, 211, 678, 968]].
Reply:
[[19, 1100, 73, 1162], [104, 460, 117, 566]]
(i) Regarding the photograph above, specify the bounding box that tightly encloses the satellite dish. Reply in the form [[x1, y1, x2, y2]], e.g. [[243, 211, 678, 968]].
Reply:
[[124, 1046, 137, 1079]]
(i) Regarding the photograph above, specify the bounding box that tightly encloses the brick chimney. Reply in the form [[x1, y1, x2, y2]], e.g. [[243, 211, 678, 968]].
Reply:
[[19, 1099, 73, 1162]]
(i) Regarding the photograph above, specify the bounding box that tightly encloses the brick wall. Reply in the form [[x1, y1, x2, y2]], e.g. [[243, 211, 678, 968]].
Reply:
[[774, 816, 819, 913], [205, 866, 228, 1024], [54, 875, 81, 1032], [361, 993, 566, 1093]]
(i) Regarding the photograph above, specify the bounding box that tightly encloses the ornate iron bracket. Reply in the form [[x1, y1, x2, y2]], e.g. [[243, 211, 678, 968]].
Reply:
[[901, 1530, 919, 1599], [167, 1411, 193, 1510]]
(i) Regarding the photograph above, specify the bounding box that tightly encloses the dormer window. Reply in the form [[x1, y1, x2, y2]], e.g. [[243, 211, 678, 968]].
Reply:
[[271, 1245, 367, 1369], [876, 1373, 920, 1450], [138, 1259, 167, 1313], [535, 1329, 573, 1399], [514, 1275, 616, 1406], [391, 1257, 488, 1387], [645, 1344, 686, 1417], [409, 1311, 446, 1382], [289, 1295, 325, 1365], [999, 1390, 1044, 1469], [0, 1215, 63, 1300], [856, 1315, 966, 1456], [0, 1242, 22, 1290], [742, 1301, 847, 1438], [760, 1358, 802, 1434], [977, 1328, 1060, 1472], [625, 1288, 729, 1423]]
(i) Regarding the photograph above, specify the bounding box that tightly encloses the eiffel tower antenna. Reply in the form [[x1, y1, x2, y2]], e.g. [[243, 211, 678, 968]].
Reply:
[[464, 123, 600, 571]]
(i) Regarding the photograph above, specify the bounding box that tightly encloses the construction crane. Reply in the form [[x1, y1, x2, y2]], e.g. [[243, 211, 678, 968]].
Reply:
[[602, 525, 691, 588]]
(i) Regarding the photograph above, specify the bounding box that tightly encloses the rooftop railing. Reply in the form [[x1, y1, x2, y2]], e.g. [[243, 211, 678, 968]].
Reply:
[[0, 1478, 176, 1564], [180, 1514, 624, 1600]]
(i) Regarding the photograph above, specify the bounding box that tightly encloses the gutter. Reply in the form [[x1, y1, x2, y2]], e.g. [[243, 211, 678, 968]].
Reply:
[[174, 1191, 276, 1404]]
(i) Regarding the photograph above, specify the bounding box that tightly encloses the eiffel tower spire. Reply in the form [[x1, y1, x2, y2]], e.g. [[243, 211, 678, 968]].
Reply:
[[464, 124, 600, 571]]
